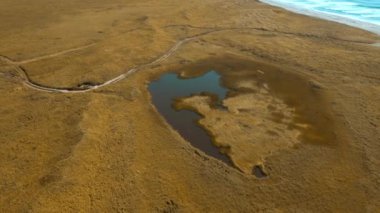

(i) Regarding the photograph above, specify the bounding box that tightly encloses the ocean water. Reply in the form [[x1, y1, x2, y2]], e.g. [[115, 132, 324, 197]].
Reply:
[[261, 0, 380, 34]]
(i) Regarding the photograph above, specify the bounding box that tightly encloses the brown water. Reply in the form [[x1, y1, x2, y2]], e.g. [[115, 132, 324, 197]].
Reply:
[[149, 71, 232, 164], [252, 165, 267, 178], [149, 57, 336, 177]]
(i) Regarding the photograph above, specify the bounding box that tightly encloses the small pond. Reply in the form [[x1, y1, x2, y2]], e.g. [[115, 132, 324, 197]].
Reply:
[[148, 71, 232, 164]]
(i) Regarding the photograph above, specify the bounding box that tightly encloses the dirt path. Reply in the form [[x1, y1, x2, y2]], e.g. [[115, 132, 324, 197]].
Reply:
[[0, 29, 229, 93], [2, 25, 375, 94]]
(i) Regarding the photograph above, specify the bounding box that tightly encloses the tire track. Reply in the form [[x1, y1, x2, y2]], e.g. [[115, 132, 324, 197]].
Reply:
[[16, 43, 96, 65], [0, 29, 227, 93], [2, 25, 370, 94], [1, 43, 96, 66]]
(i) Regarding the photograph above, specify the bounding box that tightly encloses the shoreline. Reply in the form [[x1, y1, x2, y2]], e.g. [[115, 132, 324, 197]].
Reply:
[[261, 0, 380, 35]]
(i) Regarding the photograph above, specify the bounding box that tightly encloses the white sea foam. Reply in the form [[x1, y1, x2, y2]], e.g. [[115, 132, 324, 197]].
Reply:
[[261, 0, 380, 35]]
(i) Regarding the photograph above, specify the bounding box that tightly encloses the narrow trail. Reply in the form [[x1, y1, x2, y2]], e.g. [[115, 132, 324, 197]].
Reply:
[[0, 25, 371, 94], [0, 43, 96, 66], [15, 43, 96, 65], [0, 29, 229, 94]]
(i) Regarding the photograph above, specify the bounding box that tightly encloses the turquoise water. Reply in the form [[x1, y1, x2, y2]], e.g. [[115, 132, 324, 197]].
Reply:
[[149, 71, 231, 164], [262, 0, 380, 34]]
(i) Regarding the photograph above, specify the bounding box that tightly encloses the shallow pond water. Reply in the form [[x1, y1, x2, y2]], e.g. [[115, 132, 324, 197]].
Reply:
[[148, 71, 231, 164], [149, 57, 336, 178]]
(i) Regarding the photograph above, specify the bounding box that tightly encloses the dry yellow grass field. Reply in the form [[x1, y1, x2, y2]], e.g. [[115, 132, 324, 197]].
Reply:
[[0, 0, 379, 212]]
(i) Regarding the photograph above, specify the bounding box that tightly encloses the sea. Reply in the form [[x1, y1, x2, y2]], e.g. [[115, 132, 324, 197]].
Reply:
[[261, 0, 380, 34]]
